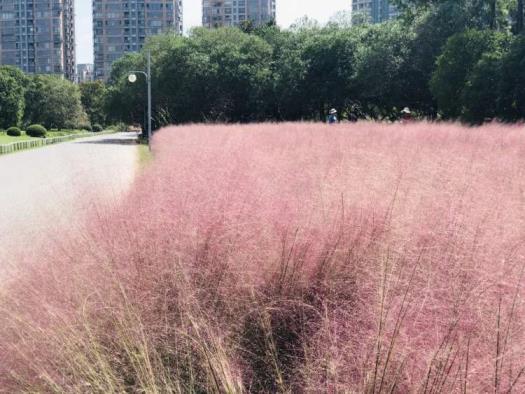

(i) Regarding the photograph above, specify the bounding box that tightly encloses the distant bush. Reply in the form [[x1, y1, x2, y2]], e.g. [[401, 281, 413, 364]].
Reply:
[[6, 127, 22, 137], [108, 122, 128, 132], [63, 120, 78, 130], [26, 124, 47, 138], [78, 123, 92, 132], [92, 124, 103, 133]]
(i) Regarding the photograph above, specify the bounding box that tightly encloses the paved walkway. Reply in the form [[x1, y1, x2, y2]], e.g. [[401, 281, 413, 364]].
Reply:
[[0, 132, 139, 269]]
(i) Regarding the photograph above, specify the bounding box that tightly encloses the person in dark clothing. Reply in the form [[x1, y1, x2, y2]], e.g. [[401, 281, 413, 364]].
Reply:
[[328, 108, 338, 124]]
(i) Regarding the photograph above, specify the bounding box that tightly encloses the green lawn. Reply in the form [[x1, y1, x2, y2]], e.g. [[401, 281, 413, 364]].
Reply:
[[137, 144, 153, 168], [0, 133, 35, 144], [47, 130, 85, 138]]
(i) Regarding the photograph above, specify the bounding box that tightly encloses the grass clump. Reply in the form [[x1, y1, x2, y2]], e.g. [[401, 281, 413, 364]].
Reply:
[[137, 144, 153, 168], [2, 122, 525, 392]]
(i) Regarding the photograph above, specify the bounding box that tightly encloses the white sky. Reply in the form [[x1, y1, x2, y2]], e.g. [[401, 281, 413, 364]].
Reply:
[[75, 0, 350, 64]]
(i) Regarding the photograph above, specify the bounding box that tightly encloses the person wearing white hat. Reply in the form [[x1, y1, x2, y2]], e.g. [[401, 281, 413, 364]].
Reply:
[[328, 108, 338, 124], [401, 107, 414, 124]]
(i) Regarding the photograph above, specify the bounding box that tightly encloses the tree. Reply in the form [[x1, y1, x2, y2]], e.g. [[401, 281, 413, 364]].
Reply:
[[430, 29, 507, 119], [104, 52, 148, 129], [352, 22, 413, 119], [239, 19, 255, 34], [517, 0, 524, 32], [80, 81, 108, 126], [498, 35, 525, 120], [0, 66, 26, 129], [101, 11, 522, 126], [400, 2, 471, 116], [393, 0, 515, 30], [328, 10, 354, 28], [258, 27, 310, 120], [298, 26, 359, 119], [199, 28, 272, 122], [24, 75, 86, 129], [461, 51, 505, 123]]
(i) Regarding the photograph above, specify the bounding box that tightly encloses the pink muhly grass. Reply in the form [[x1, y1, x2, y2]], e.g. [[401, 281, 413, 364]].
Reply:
[[1, 121, 525, 392]]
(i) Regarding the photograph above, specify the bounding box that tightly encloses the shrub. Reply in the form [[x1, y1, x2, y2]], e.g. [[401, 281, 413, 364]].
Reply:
[[109, 122, 128, 132], [63, 119, 78, 130], [6, 127, 22, 137], [92, 123, 104, 133], [25, 124, 47, 138], [78, 123, 92, 132]]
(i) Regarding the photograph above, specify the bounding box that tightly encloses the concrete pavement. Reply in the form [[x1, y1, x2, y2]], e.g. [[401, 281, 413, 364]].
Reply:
[[0, 132, 139, 268]]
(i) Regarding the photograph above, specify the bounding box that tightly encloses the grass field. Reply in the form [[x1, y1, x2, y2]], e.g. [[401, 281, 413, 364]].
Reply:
[[0, 133, 34, 144], [1, 122, 525, 392], [46, 130, 86, 138], [137, 143, 153, 168]]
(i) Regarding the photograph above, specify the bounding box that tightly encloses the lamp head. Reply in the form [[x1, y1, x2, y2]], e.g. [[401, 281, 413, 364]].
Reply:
[[128, 74, 137, 83]]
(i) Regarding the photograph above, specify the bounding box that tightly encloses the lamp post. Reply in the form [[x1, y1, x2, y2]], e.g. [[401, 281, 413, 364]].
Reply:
[[128, 50, 152, 150]]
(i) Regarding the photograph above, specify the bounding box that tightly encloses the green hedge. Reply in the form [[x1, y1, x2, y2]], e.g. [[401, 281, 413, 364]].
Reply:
[[26, 124, 47, 138], [6, 127, 22, 137]]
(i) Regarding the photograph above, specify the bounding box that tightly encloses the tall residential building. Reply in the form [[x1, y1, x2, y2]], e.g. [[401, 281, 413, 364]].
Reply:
[[202, 0, 276, 29], [93, 0, 183, 81], [352, 0, 398, 24], [0, 0, 76, 80], [77, 63, 94, 83]]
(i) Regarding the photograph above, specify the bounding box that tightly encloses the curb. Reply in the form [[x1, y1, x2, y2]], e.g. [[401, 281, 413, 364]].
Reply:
[[0, 130, 119, 155]]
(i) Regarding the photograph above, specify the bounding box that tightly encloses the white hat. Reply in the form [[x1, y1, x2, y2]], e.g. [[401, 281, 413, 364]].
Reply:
[[401, 107, 411, 114], [329, 108, 337, 114]]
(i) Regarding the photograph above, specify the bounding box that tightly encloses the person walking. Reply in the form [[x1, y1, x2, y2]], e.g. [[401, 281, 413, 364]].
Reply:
[[328, 108, 338, 124]]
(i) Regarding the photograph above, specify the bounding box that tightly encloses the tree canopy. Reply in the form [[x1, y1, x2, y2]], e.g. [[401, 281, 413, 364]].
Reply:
[[0, 66, 26, 129], [80, 81, 108, 126], [24, 75, 86, 129], [0, 70, 89, 131], [104, 3, 524, 127], [1, 0, 523, 131]]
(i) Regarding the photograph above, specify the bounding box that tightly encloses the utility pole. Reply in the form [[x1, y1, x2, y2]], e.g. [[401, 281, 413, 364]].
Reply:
[[147, 50, 152, 149], [518, 0, 524, 33], [489, 0, 497, 30], [128, 50, 152, 151]]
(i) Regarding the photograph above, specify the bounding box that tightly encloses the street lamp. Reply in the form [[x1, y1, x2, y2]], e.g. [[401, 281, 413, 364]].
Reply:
[[128, 50, 152, 150]]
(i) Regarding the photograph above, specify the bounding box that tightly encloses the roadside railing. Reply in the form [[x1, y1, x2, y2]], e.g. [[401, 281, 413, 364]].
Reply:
[[0, 130, 118, 155]]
